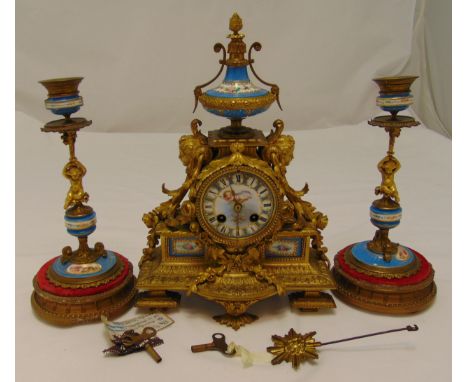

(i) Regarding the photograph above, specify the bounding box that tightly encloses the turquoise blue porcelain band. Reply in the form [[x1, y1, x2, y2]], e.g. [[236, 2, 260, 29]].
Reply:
[[205, 106, 269, 119], [52, 251, 117, 279], [376, 91, 413, 112], [370, 205, 402, 229], [201, 63, 273, 119], [65, 211, 96, 237], [45, 95, 83, 116], [351, 241, 415, 268]]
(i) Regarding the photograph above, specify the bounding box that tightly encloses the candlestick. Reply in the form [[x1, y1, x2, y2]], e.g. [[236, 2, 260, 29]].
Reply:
[[332, 76, 436, 314], [31, 77, 137, 325]]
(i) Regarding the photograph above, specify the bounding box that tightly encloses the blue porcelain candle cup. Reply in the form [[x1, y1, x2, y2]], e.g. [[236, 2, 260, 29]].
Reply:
[[373, 76, 418, 118], [39, 77, 84, 119]]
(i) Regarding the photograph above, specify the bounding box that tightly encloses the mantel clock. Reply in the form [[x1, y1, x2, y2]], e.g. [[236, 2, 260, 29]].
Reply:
[[136, 14, 336, 329]]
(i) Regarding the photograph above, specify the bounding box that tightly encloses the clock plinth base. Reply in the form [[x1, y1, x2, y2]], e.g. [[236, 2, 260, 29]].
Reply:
[[213, 312, 258, 330], [289, 291, 336, 312], [137, 242, 337, 328]]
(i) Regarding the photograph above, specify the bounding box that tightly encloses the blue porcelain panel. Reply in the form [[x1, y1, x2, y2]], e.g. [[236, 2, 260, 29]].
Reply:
[[65, 211, 97, 222], [168, 237, 204, 257], [45, 95, 83, 116], [52, 250, 117, 279], [51, 106, 81, 116], [351, 241, 415, 268], [265, 237, 303, 259], [370, 206, 402, 215], [67, 226, 96, 236], [65, 211, 96, 237], [48, 95, 81, 101], [369, 205, 401, 229], [370, 219, 399, 228], [224, 66, 250, 82], [205, 66, 269, 99], [205, 106, 269, 119], [378, 93, 410, 98], [381, 105, 409, 112]]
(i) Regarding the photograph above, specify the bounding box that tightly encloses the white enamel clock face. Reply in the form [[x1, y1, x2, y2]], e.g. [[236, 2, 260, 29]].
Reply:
[[198, 167, 279, 244], [203, 172, 274, 238]]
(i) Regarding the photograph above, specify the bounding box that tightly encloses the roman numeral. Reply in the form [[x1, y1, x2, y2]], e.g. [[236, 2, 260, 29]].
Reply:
[[219, 225, 226, 234], [208, 216, 216, 223], [236, 174, 241, 183], [259, 216, 268, 223], [263, 202, 271, 207], [259, 188, 267, 195]]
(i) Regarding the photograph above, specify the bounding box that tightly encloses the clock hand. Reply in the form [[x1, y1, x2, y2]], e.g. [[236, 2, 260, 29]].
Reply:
[[230, 186, 242, 236], [236, 208, 240, 237], [229, 180, 243, 236], [229, 183, 237, 202]]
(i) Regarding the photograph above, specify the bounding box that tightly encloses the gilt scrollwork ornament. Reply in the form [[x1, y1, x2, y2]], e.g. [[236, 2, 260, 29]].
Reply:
[[141, 119, 212, 266], [188, 243, 285, 296]]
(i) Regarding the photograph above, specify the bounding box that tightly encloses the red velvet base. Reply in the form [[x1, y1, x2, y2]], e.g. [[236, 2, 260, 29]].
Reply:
[[336, 244, 433, 286], [35, 253, 131, 297]]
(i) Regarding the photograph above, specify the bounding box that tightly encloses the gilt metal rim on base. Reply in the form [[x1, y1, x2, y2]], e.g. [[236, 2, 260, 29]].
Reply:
[[368, 115, 420, 129], [31, 275, 137, 326], [41, 117, 92, 133], [332, 266, 436, 314]]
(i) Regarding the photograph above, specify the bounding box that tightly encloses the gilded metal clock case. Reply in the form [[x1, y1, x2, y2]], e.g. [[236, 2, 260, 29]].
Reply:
[[136, 14, 336, 329]]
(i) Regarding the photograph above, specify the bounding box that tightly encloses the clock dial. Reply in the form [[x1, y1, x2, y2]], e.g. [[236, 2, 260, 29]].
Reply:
[[200, 168, 277, 241]]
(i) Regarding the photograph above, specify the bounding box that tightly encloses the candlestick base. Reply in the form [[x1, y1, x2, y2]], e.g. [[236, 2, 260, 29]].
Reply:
[[31, 251, 137, 326], [332, 244, 436, 314]]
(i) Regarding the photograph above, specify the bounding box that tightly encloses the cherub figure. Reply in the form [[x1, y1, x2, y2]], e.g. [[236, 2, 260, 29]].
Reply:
[[222, 189, 252, 203], [375, 156, 401, 203], [63, 159, 89, 209]]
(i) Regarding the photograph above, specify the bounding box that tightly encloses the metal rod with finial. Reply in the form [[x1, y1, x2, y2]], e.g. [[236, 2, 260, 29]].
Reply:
[[268, 324, 419, 369]]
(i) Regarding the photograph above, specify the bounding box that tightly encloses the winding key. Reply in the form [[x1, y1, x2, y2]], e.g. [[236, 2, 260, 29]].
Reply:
[[103, 327, 164, 363], [191, 333, 236, 356]]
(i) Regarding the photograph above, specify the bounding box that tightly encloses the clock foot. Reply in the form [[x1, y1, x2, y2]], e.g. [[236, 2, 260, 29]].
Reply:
[[212, 313, 258, 330], [135, 290, 181, 310], [289, 291, 336, 312]]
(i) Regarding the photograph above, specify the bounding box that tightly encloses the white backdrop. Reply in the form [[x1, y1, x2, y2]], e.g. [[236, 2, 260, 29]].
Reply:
[[16, 111, 451, 382], [17, 0, 439, 135], [15, 2, 452, 381]]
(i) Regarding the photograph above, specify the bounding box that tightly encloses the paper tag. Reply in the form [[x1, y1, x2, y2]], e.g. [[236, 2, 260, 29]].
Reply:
[[102, 312, 174, 338]]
